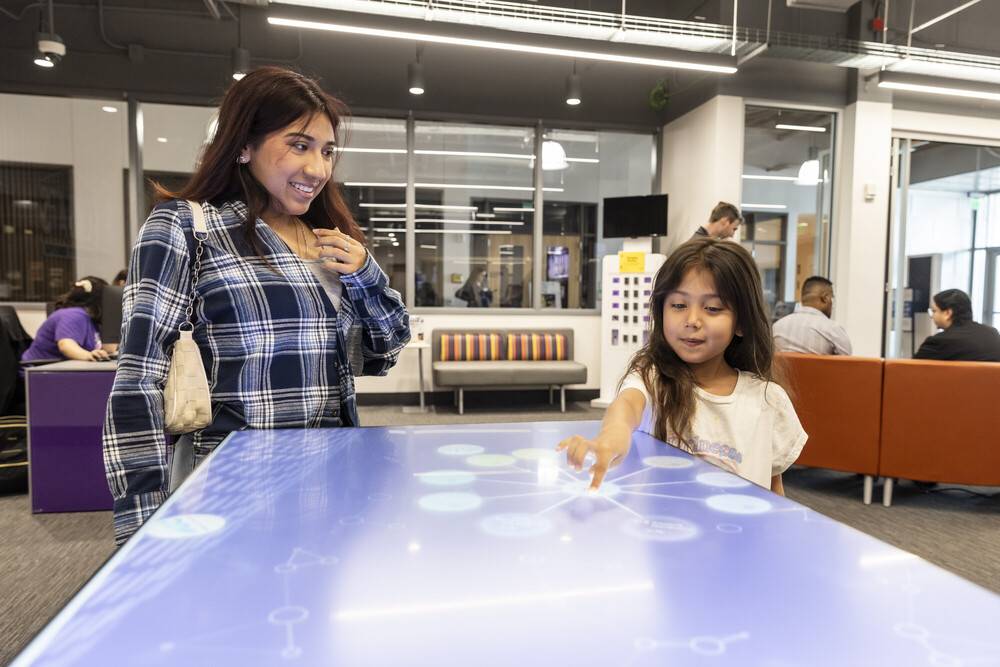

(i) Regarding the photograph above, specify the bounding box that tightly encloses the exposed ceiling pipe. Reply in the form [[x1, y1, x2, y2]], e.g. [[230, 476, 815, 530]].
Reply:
[[911, 0, 982, 35]]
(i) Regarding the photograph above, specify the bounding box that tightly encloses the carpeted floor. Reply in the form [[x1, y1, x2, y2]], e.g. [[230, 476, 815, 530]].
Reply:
[[2, 403, 998, 665]]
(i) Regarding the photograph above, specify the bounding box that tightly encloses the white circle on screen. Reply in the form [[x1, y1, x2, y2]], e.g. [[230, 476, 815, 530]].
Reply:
[[418, 492, 483, 513], [705, 494, 772, 515]]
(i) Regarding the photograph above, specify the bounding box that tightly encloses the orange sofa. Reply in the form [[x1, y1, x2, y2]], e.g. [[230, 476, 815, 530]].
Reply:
[[778, 353, 884, 504], [879, 359, 1000, 506]]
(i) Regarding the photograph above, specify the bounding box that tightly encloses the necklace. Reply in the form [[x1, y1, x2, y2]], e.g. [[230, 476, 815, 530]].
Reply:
[[268, 216, 320, 261]]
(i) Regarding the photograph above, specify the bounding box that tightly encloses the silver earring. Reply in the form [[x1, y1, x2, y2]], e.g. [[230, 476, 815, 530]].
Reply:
[[237, 155, 249, 164]]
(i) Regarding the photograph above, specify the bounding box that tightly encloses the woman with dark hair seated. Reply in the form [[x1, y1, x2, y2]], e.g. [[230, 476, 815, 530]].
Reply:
[[914, 288, 1000, 362], [21, 277, 115, 363]]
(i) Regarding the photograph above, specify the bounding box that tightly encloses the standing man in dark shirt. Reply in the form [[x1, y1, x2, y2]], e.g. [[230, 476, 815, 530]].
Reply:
[[693, 201, 743, 240], [914, 289, 1000, 362]]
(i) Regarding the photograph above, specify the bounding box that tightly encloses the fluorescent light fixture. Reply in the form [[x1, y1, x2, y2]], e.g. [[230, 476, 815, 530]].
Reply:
[[340, 147, 407, 154], [345, 181, 562, 192], [344, 182, 407, 187], [156, 137, 168, 143], [775, 123, 826, 133], [101, 105, 118, 113], [369, 217, 406, 222], [493, 207, 534, 212], [419, 244, 438, 249], [415, 229, 513, 235], [333, 581, 654, 621], [877, 70, 1000, 103], [417, 219, 525, 226], [741, 203, 787, 210], [742, 173, 820, 186], [742, 174, 797, 182], [359, 203, 479, 211], [475, 213, 497, 218], [416, 183, 563, 192], [415, 149, 532, 160], [268, 16, 738, 74], [565, 157, 599, 164]]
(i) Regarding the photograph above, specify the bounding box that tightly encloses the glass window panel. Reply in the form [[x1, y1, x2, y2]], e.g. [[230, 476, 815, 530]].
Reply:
[[0, 164, 74, 302], [414, 121, 534, 308], [541, 129, 652, 310], [339, 118, 407, 301], [742, 105, 835, 303]]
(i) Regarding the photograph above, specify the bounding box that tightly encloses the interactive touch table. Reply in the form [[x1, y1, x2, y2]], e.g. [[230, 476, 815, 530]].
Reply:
[[12, 421, 1000, 666]]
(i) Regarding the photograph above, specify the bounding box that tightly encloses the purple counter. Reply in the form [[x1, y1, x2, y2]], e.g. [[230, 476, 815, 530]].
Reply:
[[26, 360, 115, 513], [12, 420, 1000, 666]]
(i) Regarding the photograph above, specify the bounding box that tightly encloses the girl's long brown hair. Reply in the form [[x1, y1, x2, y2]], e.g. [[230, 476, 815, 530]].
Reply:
[[156, 66, 364, 253], [623, 237, 779, 445]]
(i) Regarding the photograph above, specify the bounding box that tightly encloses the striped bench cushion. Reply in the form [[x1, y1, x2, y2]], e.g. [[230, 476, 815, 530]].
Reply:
[[507, 333, 568, 361], [439, 333, 503, 361]]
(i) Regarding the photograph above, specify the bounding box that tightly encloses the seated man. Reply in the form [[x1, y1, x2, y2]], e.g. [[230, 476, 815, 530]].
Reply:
[[773, 276, 852, 356], [914, 288, 1000, 362]]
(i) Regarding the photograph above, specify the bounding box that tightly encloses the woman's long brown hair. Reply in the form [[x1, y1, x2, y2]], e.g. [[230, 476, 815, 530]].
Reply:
[[155, 66, 364, 253], [623, 237, 779, 445]]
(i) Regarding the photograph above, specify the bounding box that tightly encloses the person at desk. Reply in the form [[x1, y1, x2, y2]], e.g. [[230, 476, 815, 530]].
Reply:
[[692, 201, 743, 240], [21, 277, 116, 363], [103, 66, 410, 544], [914, 289, 1000, 362]]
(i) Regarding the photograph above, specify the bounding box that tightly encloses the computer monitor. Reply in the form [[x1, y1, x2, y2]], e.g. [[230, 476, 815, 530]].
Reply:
[[101, 286, 124, 345]]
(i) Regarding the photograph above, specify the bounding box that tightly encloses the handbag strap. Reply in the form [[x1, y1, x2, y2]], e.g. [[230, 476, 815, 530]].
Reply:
[[181, 200, 207, 331]]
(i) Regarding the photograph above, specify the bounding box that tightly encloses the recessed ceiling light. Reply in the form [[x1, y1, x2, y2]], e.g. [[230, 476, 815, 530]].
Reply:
[[157, 137, 168, 143], [101, 106, 118, 113]]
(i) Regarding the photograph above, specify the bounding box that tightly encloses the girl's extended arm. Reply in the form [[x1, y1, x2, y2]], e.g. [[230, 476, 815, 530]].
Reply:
[[557, 388, 646, 490]]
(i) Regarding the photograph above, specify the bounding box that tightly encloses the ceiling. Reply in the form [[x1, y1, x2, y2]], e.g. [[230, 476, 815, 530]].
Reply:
[[1, 0, 1000, 129]]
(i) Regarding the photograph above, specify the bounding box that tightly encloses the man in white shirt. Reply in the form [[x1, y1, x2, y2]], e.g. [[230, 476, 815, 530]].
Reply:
[[773, 276, 852, 356]]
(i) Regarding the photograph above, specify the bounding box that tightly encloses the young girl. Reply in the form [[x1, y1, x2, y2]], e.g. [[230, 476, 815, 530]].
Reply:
[[559, 237, 806, 493]]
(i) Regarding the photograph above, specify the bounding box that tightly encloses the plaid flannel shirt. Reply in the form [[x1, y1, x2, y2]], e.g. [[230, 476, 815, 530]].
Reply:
[[102, 199, 409, 544]]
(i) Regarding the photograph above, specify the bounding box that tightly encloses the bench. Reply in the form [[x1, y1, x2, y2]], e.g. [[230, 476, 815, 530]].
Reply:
[[432, 329, 587, 414]]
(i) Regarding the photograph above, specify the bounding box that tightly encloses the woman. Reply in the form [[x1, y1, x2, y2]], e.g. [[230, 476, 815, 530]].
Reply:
[[454, 267, 492, 307], [914, 288, 1000, 362], [103, 67, 410, 544], [22, 277, 114, 363]]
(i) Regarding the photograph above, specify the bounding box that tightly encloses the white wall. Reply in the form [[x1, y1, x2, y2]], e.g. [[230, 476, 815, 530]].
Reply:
[[831, 100, 893, 357], [660, 95, 743, 253], [353, 313, 602, 395], [0, 93, 130, 282]]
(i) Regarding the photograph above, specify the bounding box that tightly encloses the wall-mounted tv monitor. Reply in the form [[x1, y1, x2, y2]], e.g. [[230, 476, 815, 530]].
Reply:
[[603, 194, 668, 238]]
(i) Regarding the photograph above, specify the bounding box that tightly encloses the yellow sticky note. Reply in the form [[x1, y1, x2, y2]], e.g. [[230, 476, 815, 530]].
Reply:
[[619, 252, 645, 273]]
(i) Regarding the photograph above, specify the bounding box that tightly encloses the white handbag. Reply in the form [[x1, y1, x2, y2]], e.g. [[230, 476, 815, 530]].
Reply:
[[163, 200, 212, 434]]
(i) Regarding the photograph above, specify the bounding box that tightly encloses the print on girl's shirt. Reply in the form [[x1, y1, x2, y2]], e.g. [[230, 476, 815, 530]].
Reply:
[[666, 434, 743, 465]]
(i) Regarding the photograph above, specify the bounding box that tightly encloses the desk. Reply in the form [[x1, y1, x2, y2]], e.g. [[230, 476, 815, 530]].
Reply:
[[402, 340, 431, 413], [12, 421, 1000, 666], [25, 360, 116, 513]]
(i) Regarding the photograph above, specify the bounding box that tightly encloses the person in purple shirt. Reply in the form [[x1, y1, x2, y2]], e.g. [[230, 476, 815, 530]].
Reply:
[[21, 277, 116, 363]]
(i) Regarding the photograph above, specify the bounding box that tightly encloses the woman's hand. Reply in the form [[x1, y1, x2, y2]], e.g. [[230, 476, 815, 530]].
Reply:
[[314, 228, 367, 274], [89, 348, 111, 361], [556, 427, 631, 490]]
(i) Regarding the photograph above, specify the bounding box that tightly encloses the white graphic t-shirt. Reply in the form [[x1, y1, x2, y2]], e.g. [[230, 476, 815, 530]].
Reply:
[[619, 371, 807, 488]]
